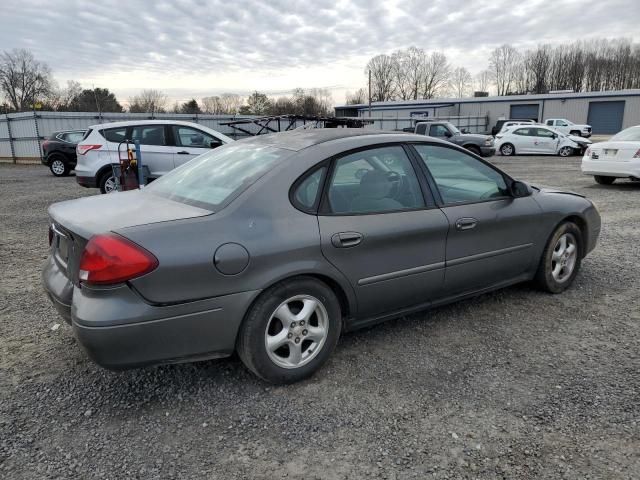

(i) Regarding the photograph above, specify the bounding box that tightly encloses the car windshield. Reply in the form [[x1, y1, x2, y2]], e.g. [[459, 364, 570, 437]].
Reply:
[[610, 126, 640, 141], [145, 143, 291, 210]]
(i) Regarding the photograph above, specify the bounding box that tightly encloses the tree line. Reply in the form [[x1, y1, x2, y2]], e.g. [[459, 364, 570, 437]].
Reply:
[[347, 37, 640, 104], [0, 49, 333, 116]]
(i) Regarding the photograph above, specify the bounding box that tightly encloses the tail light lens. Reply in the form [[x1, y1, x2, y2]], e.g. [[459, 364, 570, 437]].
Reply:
[[77, 144, 102, 155], [79, 234, 158, 285], [585, 147, 591, 156]]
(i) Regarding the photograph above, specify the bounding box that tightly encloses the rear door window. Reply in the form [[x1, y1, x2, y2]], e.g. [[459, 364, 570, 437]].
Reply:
[[102, 127, 127, 143], [131, 125, 167, 146]]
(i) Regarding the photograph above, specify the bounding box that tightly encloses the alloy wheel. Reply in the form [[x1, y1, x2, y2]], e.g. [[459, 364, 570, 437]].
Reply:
[[501, 144, 513, 156], [104, 176, 117, 193], [264, 295, 329, 369], [559, 146, 572, 157], [551, 233, 578, 283], [51, 160, 65, 175]]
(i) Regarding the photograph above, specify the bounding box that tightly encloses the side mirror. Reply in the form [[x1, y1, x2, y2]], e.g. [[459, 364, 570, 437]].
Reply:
[[444, 131, 452, 138], [510, 180, 533, 198], [210, 140, 222, 149], [461, 128, 469, 134]]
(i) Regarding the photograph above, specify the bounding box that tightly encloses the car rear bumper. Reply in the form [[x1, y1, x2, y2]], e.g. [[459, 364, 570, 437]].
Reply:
[[76, 175, 98, 188], [43, 255, 260, 369], [581, 158, 640, 178]]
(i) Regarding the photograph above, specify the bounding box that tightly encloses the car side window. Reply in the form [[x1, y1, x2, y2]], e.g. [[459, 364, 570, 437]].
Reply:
[[131, 125, 166, 146], [513, 128, 531, 136], [429, 124, 449, 137], [546, 120, 554, 126], [415, 123, 427, 135], [102, 127, 127, 143], [65, 132, 85, 143], [293, 167, 326, 211], [414, 144, 509, 204], [535, 128, 555, 138], [326, 145, 425, 214], [558, 120, 568, 126], [173, 126, 220, 148]]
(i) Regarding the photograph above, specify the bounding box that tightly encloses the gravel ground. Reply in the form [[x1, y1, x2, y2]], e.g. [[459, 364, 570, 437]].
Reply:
[[1, 158, 638, 479]]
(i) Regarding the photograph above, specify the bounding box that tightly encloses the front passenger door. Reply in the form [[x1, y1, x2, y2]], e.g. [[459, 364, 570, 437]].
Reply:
[[172, 125, 223, 167], [412, 144, 542, 296]]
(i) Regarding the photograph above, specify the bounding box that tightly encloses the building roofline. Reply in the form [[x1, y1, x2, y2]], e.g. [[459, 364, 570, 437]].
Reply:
[[335, 89, 640, 110]]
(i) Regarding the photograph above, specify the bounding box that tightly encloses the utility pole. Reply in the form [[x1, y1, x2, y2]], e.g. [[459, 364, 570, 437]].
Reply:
[[368, 70, 372, 118]]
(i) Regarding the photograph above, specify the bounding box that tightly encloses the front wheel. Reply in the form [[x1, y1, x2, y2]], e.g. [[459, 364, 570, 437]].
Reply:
[[569, 130, 581, 137], [500, 143, 515, 156], [465, 145, 481, 156], [594, 175, 615, 185], [534, 222, 582, 293], [558, 146, 573, 157], [237, 277, 342, 384], [49, 157, 69, 177]]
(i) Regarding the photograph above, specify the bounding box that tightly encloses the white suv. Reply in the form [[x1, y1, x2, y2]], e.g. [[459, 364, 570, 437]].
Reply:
[[75, 120, 233, 193]]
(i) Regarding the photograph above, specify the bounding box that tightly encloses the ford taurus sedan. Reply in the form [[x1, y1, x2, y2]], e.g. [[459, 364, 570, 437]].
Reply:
[[43, 129, 601, 384]]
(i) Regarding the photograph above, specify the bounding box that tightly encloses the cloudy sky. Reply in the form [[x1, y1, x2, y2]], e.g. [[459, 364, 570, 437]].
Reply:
[[2, 0, 639, 105]]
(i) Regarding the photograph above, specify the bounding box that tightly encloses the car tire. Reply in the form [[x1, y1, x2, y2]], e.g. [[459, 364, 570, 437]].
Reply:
[[236, 276, 342, 384], [569, 130, 581, 137], [594, 175, 615, 185], [49, 156, 70, 177], [534, 221, 582, 294], [500, 143, 515, 156], [98, 170, 117, 194], [558, 146, 573, 157], [465, 145, 481, 156]]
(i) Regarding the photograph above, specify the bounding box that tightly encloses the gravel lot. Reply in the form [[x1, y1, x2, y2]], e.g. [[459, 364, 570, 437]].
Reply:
[[1, 157, 638, 479]]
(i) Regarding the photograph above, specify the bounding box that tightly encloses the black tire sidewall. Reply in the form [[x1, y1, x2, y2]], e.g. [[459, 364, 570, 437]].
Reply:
[[99, 171, 115, 194], [466, 145, 481, 156], [536, 222, 583, 293], [595, 175, 615, 185], [501, 143, 515, 156], [237, 277, 342, 384]]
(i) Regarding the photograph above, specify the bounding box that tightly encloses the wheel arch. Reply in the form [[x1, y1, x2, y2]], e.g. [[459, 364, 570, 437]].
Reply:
[[545, 214, 588, 259]]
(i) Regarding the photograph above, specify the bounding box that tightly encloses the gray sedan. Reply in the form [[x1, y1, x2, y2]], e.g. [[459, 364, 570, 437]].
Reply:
[[43, 129, 601, 384]]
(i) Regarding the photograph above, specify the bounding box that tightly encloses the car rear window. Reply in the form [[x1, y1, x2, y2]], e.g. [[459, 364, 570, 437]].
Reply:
[[145, 143, 291, 211], [81, 129, 92, 141], [610, 127, 640, 141], [101, 127, 127, 143]]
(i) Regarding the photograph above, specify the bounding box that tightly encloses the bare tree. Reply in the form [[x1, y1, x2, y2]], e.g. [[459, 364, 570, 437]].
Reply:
[[0, 48, 54, 111], [474, 70, 493, 94], [219, 93, 243, 114], [489, 44, 520, 95], [366, 54, 396, 102], [421, 52, 450, 99], [201, 95, 223, 114], [392, 47, 426, 100], [345, 88, 367, 105], [129, 89, 168, 114], [451, 67, 472, 97]]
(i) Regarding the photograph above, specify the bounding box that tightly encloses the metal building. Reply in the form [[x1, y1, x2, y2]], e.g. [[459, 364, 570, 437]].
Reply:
[[335, 89, 640, 135]]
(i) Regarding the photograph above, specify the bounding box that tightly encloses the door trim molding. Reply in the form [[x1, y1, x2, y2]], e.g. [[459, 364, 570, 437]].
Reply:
[[358, 261, 445, 286], [447, 243, 533, 267]]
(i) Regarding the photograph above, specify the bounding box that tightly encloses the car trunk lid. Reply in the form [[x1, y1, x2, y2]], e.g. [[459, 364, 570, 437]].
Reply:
[[589, 142, 639, 161]]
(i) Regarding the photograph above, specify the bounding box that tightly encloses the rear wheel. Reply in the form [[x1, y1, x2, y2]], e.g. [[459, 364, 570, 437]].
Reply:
[[49, 156, 69, 177], [237, 277, 342, 384], [594, 175, 615, 185], [570, 130, 581, 137], [500, 143, 515, 156], [558, 146, 573, 157], [534, 222, 582, 293], [99, 170, 117, 194]]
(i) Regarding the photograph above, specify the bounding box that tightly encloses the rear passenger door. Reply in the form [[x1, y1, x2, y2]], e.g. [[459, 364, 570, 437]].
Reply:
[[172, 125, 223, 167], [130, 124, 174, 178]]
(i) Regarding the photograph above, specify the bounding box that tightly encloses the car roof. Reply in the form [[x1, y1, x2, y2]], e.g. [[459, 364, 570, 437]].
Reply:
[[235, 128, 449, 151], [87, 119, 210, 129]]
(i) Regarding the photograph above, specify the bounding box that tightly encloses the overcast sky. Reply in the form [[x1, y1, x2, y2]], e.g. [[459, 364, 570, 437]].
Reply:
[[2, 0, 640, 105]]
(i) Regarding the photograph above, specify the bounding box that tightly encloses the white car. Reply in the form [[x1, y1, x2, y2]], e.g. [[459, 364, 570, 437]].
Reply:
[[495, 125, 591, 157], [581, 125, 640, 185], [75, 120, 234, 193], [545, 118, 592, 138], [497, 120, 536, 135]]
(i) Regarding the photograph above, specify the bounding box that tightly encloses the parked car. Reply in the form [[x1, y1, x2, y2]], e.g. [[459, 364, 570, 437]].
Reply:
[[75, 120, 234, 193], [497, 121, 536, 135], [491, 119, 535, 136], [581, 125, 640, 184], [545, 118, 592, 138], [414, 121, 495, 157], [41, 130, 86, 177], [495, 125, 591, 156], [43, 129, 600, 384]]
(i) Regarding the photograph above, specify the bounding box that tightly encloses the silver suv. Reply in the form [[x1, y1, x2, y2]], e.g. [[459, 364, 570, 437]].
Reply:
[[75, 120, 233, 193]]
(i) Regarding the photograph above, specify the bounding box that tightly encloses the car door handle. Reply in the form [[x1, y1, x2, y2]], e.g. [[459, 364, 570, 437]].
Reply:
[[331, 232, 363, 248], [177, 151, 190, 155], [455, 217, 478, 231]]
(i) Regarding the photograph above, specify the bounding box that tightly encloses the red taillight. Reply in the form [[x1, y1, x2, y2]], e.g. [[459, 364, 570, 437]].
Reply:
[[633, 149, 640, 159], [77, 144, 102, 155], [79, 234, 158, 285]]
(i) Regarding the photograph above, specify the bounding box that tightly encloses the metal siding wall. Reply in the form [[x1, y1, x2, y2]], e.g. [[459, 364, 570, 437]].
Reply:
[[541, 99, 590, 124], [622, 97, 640, 128]]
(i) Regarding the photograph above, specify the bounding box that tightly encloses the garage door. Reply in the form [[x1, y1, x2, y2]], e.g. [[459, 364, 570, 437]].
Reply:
[[587, 101, 625, 134], [510, 104, 539, 121]]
